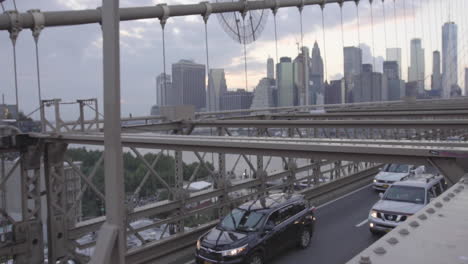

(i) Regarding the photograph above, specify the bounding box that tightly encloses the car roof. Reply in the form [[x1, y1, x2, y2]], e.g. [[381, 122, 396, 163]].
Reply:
[[238, 193, 304, 211], [392, 174, 443, 188]]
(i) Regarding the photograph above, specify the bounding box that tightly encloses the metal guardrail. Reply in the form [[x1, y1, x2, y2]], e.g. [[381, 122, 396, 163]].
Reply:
[[134, 165, 382, 264]]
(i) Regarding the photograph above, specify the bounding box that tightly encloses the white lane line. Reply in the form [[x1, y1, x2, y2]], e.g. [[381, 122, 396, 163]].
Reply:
[[355, 219, 368, 228], [183, 261, 195, 264], [317, 183, 373, 209]]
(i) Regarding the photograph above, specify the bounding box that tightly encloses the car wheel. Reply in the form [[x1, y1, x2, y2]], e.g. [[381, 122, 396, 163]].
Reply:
[[370, 228, 380, 236], [298, 229, 311, 249], [248, 253, 263, 264]]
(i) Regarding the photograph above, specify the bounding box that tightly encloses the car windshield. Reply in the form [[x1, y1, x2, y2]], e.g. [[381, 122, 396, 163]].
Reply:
[[219, 209, 266, 232], [384, 164, 410, 173], [384, 186, 425, 204]]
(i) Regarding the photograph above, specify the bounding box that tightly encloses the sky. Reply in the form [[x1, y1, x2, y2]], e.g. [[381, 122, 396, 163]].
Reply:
[[0, 0, 466, 120]]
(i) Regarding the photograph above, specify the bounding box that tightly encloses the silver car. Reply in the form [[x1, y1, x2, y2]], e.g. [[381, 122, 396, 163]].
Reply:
[[368, 174, 446, 234], [373, 164, 424, 191]]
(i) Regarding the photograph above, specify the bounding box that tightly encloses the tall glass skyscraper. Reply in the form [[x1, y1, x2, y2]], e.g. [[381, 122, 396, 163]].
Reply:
[[442, 22, 458, 98], [408, 38, 425, 95], [277, 57, 294, 107], [207, 69, 227, 111]]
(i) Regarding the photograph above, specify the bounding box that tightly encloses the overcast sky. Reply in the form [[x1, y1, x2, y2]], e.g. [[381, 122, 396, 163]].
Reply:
[[0, 0, 465, 120]]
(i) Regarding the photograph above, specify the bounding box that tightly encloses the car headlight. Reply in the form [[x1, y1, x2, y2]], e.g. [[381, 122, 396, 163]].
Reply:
[[196, 240, 201, 250], [373, 179, 377, 183], [220, 244, 248, 257], [370, 210, 378, 218]]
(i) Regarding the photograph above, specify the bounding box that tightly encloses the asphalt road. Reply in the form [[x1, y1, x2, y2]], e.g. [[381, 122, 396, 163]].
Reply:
[[270, 184, 381, 264]]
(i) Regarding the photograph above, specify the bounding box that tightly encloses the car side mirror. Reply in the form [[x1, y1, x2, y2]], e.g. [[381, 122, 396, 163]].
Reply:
[[263, 223, 274, 233], [379, 193, 384, 199]]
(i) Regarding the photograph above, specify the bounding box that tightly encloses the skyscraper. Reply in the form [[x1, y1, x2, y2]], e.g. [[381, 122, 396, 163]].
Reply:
[[156, 73, 172, 106], [219, 89, 253, 111], [386, 48, 402, 79], [251, 78, 276, 109], [442, 22, 458, 98], [343, 47, 362, 103], [293, 47, 310, 106], [353, 64, 384, 102], [267, 57, 274, 79], [277, 57, 294, 107], [383, 61, 404, 101], [310, 42, 324, 105], [431, 51, 442, 93], [408, 38, 425, 95], [172, 59, 206, 111], [207, 69, 227, 112]]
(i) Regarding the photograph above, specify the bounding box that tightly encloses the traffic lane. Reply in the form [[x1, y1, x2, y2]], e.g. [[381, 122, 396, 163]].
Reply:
[[271, 184, 381, 264]]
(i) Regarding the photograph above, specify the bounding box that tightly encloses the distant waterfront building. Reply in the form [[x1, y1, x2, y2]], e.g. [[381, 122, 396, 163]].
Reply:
[[219, 89, 253, 111], [293, 47, 310, 106], [343, 47, 362, 103], [310, 42, 324, 105], [251, 78, 276, 109], [442, 22, 458, 98], [431, 51, 442, 93], [267, 57, 274, 79], [324, 79, 344, 104], [207, 69, 227, 112], [156, 73, 171, 107], [0, 104, 18, 119], [386, 48, 402, 79], [277, 57, 295, 107], [408, 38, 425, 94], [172, 59, 206, 111]]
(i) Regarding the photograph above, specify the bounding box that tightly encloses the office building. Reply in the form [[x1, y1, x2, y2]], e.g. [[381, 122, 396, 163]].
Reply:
[[293, 47, 310, 106], [219, 89, 253, 111], [0, 104, 18, 120], [352, 64, 384, 102], [251, 78, 276, 109], [207, 69, 227, 112], [267, 57, 274, 79], [442, 22, 458, 98], [324, 79, 344, 104], [277, 57, 295, 107], [156, 73, 171, 107], [310, 42, 324, 105], [383, 61, 403, 101], [386, 48, 402, 79], [172, 59, 206, 111], [408, 39, 425, 94], [431, 51, 442, 93], [343, 47, 362, 103]]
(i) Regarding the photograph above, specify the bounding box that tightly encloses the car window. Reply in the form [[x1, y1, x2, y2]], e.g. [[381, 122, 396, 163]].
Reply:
[[219, 209, 266, 232], [427, 186, 437, 202], [432, 182, 443, 196], [384, 164, 409, 173], [384, 186, 426, 204]]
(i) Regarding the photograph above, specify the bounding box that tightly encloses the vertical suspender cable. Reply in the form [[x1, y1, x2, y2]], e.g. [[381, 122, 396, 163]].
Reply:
[[392, 0, 398, 50], [403, 0, 409, 81], [202, 2, 211, 110], [320, 4, 328, 82], [159, 4, 169, 107], [382, 0, 387, 53], [369, 0, 376, 70], [355, 0, 361, 47], [6, 11, 21, 119], [242, 18, 248, 91], [273, 13, 279, 65], [29, 9, 45, 121], [339, 2, 345, 81]]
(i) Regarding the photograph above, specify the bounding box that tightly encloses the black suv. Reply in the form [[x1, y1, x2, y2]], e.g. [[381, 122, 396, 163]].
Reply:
[[195, 193, 316, 264]]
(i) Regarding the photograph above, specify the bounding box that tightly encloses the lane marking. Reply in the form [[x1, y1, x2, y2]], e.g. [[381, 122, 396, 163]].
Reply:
[[317, 183, 373, 209], [355, 219, 368, 228], [183, 261, 195, 264]]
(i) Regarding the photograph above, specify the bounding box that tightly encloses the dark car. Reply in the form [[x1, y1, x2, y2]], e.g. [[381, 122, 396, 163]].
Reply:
[[195, 193, 316, 264]]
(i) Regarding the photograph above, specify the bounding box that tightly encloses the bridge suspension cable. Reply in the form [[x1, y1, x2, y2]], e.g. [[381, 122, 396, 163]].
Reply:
[[369, 0, 376, 70], [355, 0, 361, 47], [320, 3, 328, 81], [381, 0, 387, 52]]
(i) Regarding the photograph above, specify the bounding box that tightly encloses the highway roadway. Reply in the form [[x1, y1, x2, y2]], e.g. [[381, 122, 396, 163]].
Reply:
[[271, 184, 381, 264]]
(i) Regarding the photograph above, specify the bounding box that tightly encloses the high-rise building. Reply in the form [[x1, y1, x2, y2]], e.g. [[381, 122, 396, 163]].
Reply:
[[343, 47, 362, 103], [465, 68, 468, 96], [219, 89, 253, 111], [310, 42, 324, 105], [442, 22, 458, 98], [386, 48, 402, 79], [156, 73, 171, 107], [431, 51, 442, 93], [293, 47, 310, 106], [267, 57, 274, 79], [383, 61, 403, 101], [324, 79, 344, 104], [352, 64, 384, 102], [207, 69, 227, 112], [277, 57, 295, 107], [408, 38, 425, 95], [0, 104, 18, 119], [172, 59, 206, 111], [251, 78, 276, 109]]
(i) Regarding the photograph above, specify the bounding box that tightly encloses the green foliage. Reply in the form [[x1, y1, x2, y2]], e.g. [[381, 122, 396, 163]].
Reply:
[[66, 148, 214, 219]]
